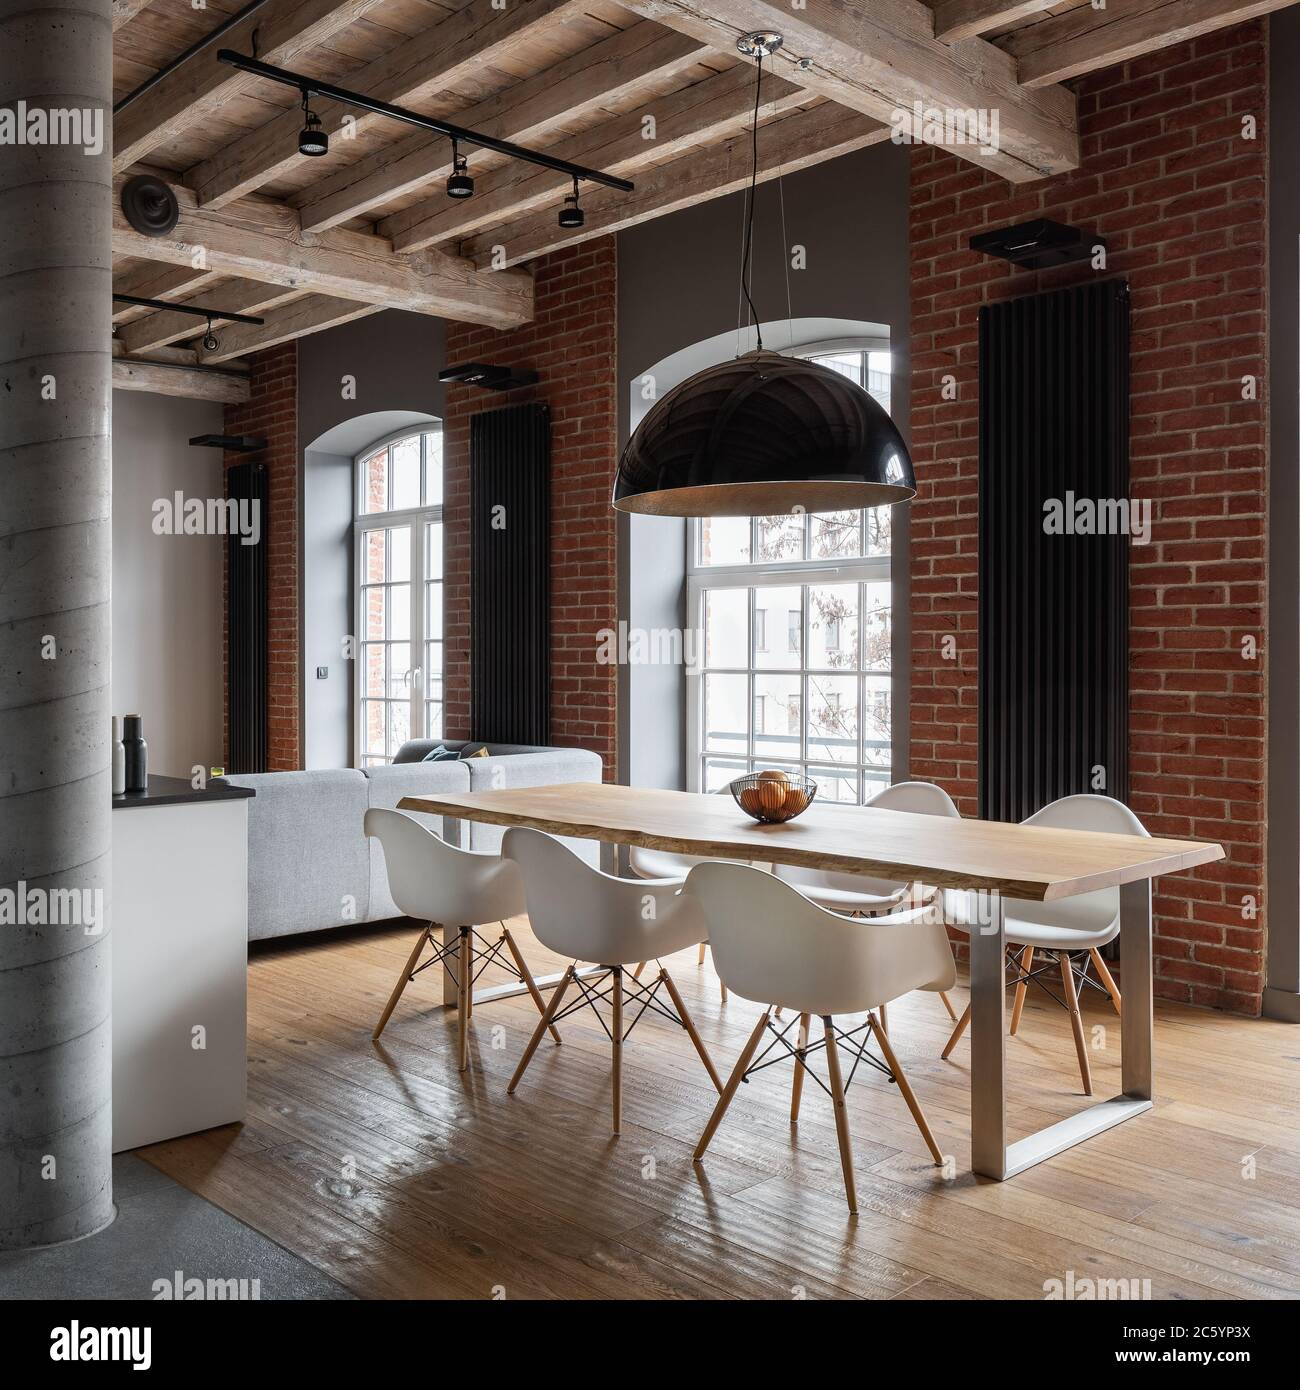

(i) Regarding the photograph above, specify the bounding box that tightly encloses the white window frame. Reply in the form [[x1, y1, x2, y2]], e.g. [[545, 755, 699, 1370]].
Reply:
[[353, 426, 445, 766], [685, 338, 894, 800]]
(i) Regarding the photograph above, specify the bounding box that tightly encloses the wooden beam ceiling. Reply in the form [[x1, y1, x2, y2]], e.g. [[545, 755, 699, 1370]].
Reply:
[[112, 264, 218, 322], [111, 175, 534, 330], [114, 0, 389, 172], [187, 0, 590, 210], [112, 0, 153, 31], [464, 101, 890, 269], [294, 23, 706, 233], [115, 279, 304, 356], [384, 65, 806, 254], [112, 341, 250, 402], [1005, 0, 1293, 87], [195, 296, 384, 363], [616, 0, 1078, 181], [932, 0, 1058, 45]]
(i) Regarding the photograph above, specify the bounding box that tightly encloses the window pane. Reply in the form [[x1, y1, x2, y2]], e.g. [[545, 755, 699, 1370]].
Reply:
[[753, 674, 801, 761], [423, 430, 444, 506], [391, 435, 420, 511], [703, 588, 747, 669], [386, 643, 410, 699], [806, 673, 858, 763], [703, 756, 747, 791], [362, 448, 389, 514], [425, 582, 443, 640], [703, 673, 748, 756], [363, 700, 386, 755], [699, 516, 750, 566], [364, 643, 384, 697], [387, 583, 410, 640], [425, 641, 443, 692], [812, 351, 864, 387], [810, 510, 860, 560], [862, 767, 892, 801], [365, 529, 385, 583], [364, 586, 385, 640], [863, 581, 891, 671], [863, 675, 892, 766], [865, 506, 892, 557], [387, 700, 410, 756], [807, 764, 859, 805], [387, 525, 410, 582], [867, 351, 891, 411], [425, 702, 444, 738], [754, 514, 804, 563], [426, 520, 443, 578], [808, 583, 859, 670], [753, 585, 800, 669]]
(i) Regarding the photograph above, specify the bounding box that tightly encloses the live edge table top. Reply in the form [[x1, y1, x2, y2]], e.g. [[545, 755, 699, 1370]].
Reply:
[[397, 782, 1224, 902]]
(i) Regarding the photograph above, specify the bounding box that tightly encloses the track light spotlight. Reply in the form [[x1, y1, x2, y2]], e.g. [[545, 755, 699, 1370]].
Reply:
[[558, 176, 584, 229], [446, 140, 473, 199], [298, 90, 327, 157]]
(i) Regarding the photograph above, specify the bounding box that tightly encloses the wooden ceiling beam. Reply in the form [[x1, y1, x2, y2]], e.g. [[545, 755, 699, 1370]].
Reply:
[[1007, 0, 1296, 87], [112, 341, 251, 402], [293, 23, 706, 233], [195, 296, 383, 363], [385, 65, 806, 254], [116, 279, 305, 356], [462, 101, 890, 269], [931, 0, 1058, 45], [188, 0, 589, 210], [112, 264, 219, 322], [112, 0, 153, 30], [617, 0, 1078, 181], [111, 175, 534, 330], [114, 0, 388, 173]]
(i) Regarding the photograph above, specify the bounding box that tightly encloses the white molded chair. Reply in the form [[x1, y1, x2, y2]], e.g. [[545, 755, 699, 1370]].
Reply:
[[364, 809, 559, 1072], [773, 780, 963, 1028], [684, 861, 955, 1215], [940, 794, 1140, 1095], [628, 844, 735, 1001], [503, 827, 723, 1135]]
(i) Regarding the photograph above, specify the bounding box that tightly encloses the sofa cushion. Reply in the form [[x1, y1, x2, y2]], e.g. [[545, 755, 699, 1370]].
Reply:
[[219, 770, 370, 942], [394, 738, 550, 763], [465, 747, 602, 864], [362, 760, 471, 920]]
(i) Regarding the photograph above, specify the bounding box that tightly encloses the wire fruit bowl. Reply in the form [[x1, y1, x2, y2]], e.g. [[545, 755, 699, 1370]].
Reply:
[[728, 771, 818, 825]]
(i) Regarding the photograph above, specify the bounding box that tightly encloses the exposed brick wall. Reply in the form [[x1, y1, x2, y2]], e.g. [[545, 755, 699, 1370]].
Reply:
[[909, 24, 1267, 1012], [442, 239, 619, 780], [223, 341, 300, 772]]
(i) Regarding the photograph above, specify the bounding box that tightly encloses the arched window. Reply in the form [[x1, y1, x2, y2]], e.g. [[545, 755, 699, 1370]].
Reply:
[[353, 426, 444, 765], [687, 339, 895, 803]]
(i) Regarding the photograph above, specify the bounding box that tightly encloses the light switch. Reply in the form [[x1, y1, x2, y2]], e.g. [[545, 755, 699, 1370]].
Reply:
[[316, 666, 328, 679]]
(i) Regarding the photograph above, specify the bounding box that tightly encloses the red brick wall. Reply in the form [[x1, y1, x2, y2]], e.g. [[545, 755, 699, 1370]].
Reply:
[[909, 23, 1267, 1012], [442, 239, 619, 780], [223, 341, 300, 772]]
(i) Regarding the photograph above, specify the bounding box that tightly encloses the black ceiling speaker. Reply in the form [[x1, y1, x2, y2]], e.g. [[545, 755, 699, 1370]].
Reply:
[[121, 175, 179, 237], [614, 351, 913, 516], [439, 362, 539, 391], [613, 31, 915, 518], [970, 218, 1103, 269]]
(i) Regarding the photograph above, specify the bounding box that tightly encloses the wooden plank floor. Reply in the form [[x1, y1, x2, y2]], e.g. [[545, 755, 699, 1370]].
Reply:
[[138, 918, 1300, 1300]]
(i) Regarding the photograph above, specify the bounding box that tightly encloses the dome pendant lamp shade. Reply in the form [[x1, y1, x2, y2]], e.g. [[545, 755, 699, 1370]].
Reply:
[[612, 349, 916, 517]]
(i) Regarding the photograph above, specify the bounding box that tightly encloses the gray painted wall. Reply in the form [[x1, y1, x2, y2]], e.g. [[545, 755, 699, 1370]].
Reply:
[[1267, 7, 1300, 1021], [297, 310, 447, 768], [110, 390, 224, 779], [615, 139, 913, 791]]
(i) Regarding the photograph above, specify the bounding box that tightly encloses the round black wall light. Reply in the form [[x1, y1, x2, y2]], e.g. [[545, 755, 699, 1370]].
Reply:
[[121, 175, 180, 238]]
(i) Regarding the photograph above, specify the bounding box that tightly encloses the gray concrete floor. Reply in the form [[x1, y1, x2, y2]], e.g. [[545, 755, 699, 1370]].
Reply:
[[0, 1155, 352, 1300]]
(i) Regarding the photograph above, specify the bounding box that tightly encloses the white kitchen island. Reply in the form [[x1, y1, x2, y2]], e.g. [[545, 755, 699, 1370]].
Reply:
[[111, 775, 254, 1153]]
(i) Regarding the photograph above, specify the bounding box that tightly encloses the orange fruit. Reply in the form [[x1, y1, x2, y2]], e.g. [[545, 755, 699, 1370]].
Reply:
[[758, 780, 787, 815], [738, 787, 763, 816], [757, 768, 790, 783], [783, 787, 809, 816]]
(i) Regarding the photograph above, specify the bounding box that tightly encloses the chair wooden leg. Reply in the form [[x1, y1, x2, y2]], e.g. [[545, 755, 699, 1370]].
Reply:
[[1059, 951, 1093, 1096], [789, 1013, 811, 1125], [1010, 945, 1034, 1036], [658, 967, 723, 1092], [878, 1002, 888, 1034], [508, 964, 575, 1094], [372, 922, 432, 1040], [822, 1016, 858, 1215], [694, 1009, 770, 1161], [632, 961, 647, 980], [611, 965, 624, 1135], [941, 1002, 972, 1059], [456, 927, 471, 1072], [870, 1011, 943, 1165], [939, 990, 958, 1022], [501, 926, 561, 1045], [698, 942, 707, 965], [1090, 947, 1122, 1016]]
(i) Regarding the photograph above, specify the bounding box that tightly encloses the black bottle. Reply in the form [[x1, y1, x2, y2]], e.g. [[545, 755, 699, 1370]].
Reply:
[[123, 714, 148, 793]]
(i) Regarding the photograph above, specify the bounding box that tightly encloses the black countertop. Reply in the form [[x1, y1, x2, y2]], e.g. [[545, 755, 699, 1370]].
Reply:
[[112, 775, 256, 810]]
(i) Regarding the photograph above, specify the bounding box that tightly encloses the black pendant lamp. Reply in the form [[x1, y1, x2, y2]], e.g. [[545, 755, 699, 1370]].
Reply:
[[612, 33, 915, 518]]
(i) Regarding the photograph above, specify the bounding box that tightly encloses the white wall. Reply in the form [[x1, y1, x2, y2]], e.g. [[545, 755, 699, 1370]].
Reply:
[[111, 391, 225, 778]]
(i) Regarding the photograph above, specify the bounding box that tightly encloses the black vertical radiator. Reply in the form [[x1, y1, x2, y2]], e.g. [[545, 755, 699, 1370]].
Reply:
[[470, 403, 551, 745], [978, 278, 1130, 823], [226, 460, 268, 773]]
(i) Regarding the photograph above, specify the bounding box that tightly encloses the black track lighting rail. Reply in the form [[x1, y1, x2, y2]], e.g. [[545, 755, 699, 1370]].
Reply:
[[216, 50, 635, 194], [113, 294, 266, 327]]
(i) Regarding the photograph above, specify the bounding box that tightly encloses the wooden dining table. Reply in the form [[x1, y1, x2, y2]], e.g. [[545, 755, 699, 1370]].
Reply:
[[398, 782, 1224, 1182]]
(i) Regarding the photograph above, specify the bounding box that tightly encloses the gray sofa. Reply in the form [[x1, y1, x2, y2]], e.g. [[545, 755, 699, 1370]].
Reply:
[[220, 740, 602, 941]]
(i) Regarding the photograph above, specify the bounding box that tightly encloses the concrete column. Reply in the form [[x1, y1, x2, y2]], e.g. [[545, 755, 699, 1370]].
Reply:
[[0, 0, 114, 1247]]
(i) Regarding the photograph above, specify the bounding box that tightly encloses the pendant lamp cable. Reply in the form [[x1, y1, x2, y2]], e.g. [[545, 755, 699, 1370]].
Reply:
[[778, 172, 793, 350], [738, 52, 765, 352]]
